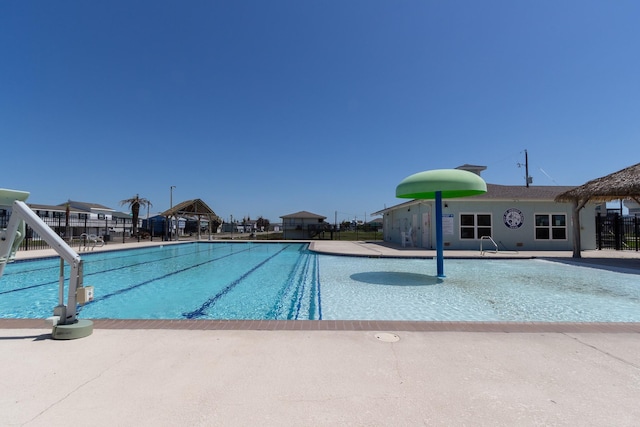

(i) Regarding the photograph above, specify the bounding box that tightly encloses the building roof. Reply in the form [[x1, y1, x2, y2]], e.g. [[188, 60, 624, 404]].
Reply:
[[160, 199, 219, 218], [280, 210, 326, 219], [63, 201, 115, 212], [455, 164, 487, 175], [27, 203, 69, 212], [466, 184, 577, 201], [372, 183, 578, 215]]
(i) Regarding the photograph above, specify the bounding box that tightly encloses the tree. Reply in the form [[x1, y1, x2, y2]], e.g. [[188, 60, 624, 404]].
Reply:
[[256, 216, 270, 231], [120, 194, 152, 237], [209, 215, 223, 233]]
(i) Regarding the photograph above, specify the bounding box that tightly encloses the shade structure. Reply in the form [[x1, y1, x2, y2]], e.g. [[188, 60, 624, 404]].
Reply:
[[554, 162, 640, 204], [554, 162, 640, 258], [396, 169, 487, 278]]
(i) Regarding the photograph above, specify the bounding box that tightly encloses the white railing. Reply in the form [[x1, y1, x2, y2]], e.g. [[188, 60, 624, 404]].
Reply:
[[480, 235, 499, 255], [0, 196, 85, 325]]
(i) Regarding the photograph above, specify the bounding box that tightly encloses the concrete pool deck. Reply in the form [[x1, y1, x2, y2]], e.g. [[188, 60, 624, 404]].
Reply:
[[2, 240, 640, 425]]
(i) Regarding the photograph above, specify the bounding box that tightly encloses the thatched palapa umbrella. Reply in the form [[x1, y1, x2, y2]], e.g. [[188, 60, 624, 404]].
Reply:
[[555, 163, 640, 258]]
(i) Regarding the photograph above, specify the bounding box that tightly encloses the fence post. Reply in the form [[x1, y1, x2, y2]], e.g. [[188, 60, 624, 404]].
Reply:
[[614, 213, 621, 251], [635, 215, 638, 252], [596, 213, 602, 250]]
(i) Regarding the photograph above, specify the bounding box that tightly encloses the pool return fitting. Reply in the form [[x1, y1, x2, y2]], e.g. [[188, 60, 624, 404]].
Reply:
[[0, 188, 93, 340]]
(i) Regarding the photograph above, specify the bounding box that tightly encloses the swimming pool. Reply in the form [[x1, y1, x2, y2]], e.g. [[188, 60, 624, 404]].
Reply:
[[2, 242, 639, 322]]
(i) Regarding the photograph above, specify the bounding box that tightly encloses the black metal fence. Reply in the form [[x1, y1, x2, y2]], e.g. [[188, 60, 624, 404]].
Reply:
[[596, 213, 639, 251], [0, 211, 133, 251], [3, 210, 638, 252]]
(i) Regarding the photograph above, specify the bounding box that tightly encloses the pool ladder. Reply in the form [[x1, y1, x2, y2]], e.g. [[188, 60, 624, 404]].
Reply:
[[479, 236, 499, 255]]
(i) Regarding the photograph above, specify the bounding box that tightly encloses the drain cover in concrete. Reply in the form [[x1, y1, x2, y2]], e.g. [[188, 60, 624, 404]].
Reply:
[[375, 332, 400, 342]]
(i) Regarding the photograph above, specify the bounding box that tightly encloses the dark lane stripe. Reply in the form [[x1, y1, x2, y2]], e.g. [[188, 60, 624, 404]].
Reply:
[[292, 253, 312, 320], [183, 245, 291, 319], [316, 254, 322, 320], [265, 249, 307, 319], [0, 244, 219, 296], [86, 246, 254, 305]]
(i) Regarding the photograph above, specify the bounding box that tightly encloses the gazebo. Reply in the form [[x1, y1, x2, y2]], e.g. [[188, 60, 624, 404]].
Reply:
[[555, 163, 640, 258], [160, 198, 221, 241]]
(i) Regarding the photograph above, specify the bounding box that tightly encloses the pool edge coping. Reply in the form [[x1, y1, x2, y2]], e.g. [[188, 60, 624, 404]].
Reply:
[[2, 319, 640, 333]]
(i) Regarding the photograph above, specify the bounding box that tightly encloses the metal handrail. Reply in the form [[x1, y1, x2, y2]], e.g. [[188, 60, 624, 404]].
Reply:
[[480, 235, 498, 255]]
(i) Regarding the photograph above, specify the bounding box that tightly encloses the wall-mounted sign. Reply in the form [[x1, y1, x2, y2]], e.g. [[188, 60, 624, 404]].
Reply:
[[442, 214, 454, 235], [503, 208, 524, 229]]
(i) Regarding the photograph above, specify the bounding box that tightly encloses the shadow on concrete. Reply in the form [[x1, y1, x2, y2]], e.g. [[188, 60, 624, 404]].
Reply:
[[0, 333, 51, 341], [544, 257, 640, 275]]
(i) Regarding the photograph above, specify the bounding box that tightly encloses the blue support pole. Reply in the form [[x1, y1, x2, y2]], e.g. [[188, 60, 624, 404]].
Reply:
[[435, 191, 445, 278]]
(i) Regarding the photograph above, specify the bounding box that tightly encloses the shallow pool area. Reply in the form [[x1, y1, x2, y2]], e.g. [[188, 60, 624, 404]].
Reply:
[[1, 242, 639, 322]]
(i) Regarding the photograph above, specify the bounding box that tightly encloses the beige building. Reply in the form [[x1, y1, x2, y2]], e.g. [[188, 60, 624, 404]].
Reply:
[[374, 168, 596, 251], [280, 211, 327, 240]]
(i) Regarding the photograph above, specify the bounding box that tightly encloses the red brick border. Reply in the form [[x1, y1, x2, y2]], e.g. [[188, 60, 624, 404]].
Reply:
[[2, 318, 639, 333]]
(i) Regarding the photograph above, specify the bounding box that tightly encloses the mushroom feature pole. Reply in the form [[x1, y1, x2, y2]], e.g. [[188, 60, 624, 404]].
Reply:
[[396, 169, 487, 278], [435, 190, 444, 277]]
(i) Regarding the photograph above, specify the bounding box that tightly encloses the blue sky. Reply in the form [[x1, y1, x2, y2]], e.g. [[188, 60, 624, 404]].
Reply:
[[1, 1, 638, 223]]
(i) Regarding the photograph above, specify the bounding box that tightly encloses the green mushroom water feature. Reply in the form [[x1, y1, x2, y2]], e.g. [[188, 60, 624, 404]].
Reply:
[[396, 169, 487, 277]]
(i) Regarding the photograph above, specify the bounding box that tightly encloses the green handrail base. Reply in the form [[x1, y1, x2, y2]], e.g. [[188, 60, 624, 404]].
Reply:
[[52, 319, 93, 340]]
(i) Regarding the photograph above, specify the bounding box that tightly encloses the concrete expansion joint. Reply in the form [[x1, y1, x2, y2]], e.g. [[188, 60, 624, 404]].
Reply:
[[565, 333, 640, 370]]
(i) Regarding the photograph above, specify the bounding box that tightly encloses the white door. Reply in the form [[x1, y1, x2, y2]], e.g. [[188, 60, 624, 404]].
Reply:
[[422, 210, 431, 248]]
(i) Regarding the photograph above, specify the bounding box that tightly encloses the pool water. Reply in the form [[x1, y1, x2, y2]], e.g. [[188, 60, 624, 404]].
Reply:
[[1, 242, 639, 322]]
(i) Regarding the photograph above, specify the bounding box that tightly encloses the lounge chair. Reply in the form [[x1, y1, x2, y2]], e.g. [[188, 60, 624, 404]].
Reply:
[[89, 234, 105, 247], [80, 233, 104, 251], [401, 227, 413, 248]]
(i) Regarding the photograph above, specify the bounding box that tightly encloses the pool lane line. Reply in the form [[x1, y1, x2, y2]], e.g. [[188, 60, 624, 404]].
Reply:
[[289, 251, 313, 320], [3, 241, 232, 279], [308, 252, 321, 320], [182, 245, 292, 319], [1, 262, 63, 277], [2, 243, 303, 314], [312, 252, 322, 320], [0, 244, 211, 296], [0, 279, 61, 296], [84, 246, 257, 306], [284, 251, 310, 319], [292, 251, 321, 320], [79, 241, 235, 266], [265, 247, 309, 319], [83, 244, 219, 276], [84, 241, 288, 278]]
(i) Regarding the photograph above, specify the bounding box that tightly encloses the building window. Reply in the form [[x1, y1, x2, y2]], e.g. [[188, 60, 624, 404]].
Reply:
[[460, 213, 492, 239], [535, 214, 567, 240], [98, 213, 105, 220]]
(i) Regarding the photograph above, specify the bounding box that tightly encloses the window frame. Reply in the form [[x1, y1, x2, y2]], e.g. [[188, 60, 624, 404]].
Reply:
[[459, 212, 493, 240], [534, 212, 567, 241]]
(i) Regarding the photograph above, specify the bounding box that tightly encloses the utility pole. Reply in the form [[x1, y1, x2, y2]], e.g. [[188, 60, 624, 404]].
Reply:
[[525, 149, 530, 188], [519, 150, 532, 187], [170, 186, 176, 240]]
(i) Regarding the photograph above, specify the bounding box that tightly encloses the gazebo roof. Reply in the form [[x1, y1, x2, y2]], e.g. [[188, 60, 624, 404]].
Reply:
[[280, 210, 326, 220], [555, 163, 640, 203], [161, 199, 218, 218]]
